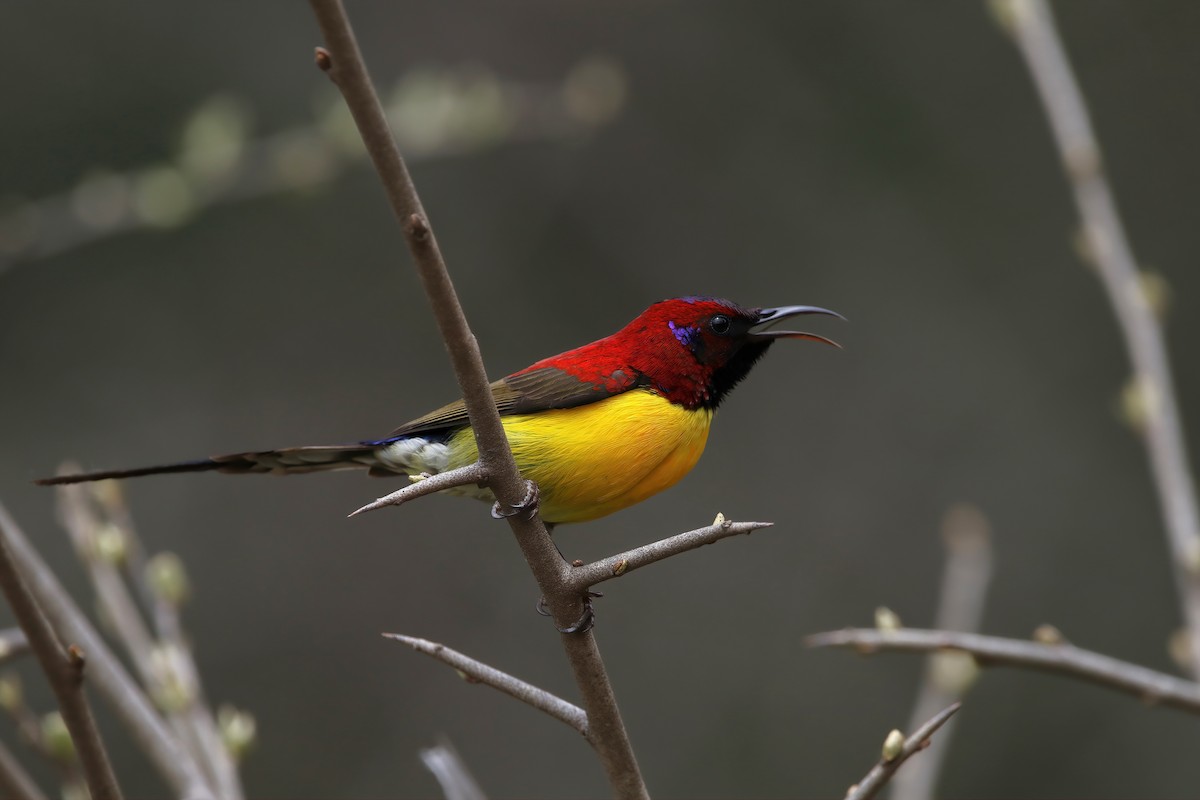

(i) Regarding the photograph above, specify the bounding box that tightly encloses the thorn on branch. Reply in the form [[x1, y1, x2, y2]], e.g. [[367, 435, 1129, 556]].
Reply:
[[563, 519, 774, 593], [349, 462, 487, 517], [383, 633, 588, 735]]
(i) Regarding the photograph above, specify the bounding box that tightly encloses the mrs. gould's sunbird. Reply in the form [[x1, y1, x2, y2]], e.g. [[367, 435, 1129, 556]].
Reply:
[[38, 297, 841, 524]]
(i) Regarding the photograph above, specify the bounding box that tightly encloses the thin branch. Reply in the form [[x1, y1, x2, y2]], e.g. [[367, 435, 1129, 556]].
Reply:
[[420, 738, 487, 800], [0, 740, 50, 800], [57, 481, 159, 678], [307, 4, 647, 796], [0, 503, 216, 800], [56, 479, 243, 800], [385, 634, 588, 736], [105, 485, 242, 800], [807, 627, 1200, 715], [891, 505, 993, 800], [0, 63, 619, 275], [566, 520, 773, 593], [0, 512, 123, 800], [844, 703, 961, 800], [999, 0, 1200, 676], [349, 463, 487, 517]]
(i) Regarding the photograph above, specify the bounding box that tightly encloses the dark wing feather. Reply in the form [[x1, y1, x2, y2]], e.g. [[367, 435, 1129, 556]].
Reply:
[[384, 366, 641, 440]]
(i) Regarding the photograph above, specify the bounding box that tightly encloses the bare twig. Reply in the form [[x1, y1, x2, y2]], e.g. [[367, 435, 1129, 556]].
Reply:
[[57, 481, 158, 676], [844, 703, 961, 800], [384, 634, 588, 736], [566, 519, 773, 593], [308, 3, 647, 796], [997, 0, 1200, 675], [807, 627, 1200, 715], [348, 463, 487, 517], [0, 512, 123, 800], [0, 740, 49, 800], [104, 485, 241, 800], [0, 63, 621, 275], [56, 479, 243, 800], [892, 505, 992, 800], [0, 503, 215, 800], [419, 738, 487, 800]]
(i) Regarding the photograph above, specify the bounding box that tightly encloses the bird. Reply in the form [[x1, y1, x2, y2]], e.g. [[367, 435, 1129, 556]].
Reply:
[[38, 297, 841, 525]]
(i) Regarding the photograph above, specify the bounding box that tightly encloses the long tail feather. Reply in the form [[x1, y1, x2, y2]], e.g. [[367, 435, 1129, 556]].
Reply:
[[36, 444, 382, 486]]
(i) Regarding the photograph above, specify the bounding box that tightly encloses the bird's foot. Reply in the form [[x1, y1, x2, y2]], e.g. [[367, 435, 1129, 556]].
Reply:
[[536, 591, 604, 634], [491, 480, 540, 521]]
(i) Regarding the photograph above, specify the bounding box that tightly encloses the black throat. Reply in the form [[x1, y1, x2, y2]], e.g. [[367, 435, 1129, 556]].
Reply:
[[703, 339, 773, 409]]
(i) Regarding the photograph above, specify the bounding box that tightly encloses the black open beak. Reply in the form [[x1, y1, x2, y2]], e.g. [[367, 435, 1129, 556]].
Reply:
[[750, 305, 844, 348]]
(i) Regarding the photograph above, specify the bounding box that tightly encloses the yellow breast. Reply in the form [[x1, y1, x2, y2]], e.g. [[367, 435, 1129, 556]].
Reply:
[[446, 389, 713, 523]]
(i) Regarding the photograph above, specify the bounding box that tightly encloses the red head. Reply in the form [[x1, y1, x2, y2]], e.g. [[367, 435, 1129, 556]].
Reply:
[[529, 297, 842, 410]]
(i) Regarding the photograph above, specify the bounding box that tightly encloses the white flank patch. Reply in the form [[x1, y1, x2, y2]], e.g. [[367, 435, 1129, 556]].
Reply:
[[375, 438, 451, 474]]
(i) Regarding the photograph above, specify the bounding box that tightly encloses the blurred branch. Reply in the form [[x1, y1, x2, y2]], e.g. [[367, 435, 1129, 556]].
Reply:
[[995, 0, 1200, 676], [56, 478, 244, 800], [420, 738, 487, 800], [308, 2, 647, 797], [386, 634, 587, 735], [0, 674, 84, 791], [0, 509, 123, 800], [0, 740, 49, 800], [0, 628, 29, 665], [807, 627, 1200, 715], [844, 703, 960, 800], [0, 503, 216, 800], [891, 505, 993, 800], [0, 60, 624, 275], [565, 517, 773, 593], [349, 463, 488, 517]]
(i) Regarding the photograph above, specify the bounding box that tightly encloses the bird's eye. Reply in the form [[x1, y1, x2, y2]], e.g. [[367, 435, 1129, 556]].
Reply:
[[709, 314, 731, 335]]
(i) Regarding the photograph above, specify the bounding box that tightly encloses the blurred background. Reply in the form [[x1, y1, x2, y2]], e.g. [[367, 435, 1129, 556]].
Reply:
[[3, 1, 1199, 797]]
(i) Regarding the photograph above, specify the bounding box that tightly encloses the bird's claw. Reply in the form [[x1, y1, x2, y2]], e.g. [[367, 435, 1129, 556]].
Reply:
[[491, 480, 540, 520], [536, 591, 604, 634]]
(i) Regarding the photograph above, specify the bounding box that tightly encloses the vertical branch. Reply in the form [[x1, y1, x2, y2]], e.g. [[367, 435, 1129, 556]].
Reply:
[[891, 505, 993, 800], [306, 3, 647, 797], [0, 514, 123, 800], [996, 0, 1200, 676]]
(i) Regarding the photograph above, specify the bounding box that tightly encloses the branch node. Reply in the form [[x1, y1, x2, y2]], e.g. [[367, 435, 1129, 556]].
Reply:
[[406, 213, 431, 242], [314, 46, 333, 72], [67, 644, 86, 676]]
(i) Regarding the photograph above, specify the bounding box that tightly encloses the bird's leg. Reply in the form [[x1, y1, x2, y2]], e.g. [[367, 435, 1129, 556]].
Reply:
[[537, 589, 604, 634], [491, 490, 606, 633], [491, 479, 540, 520]]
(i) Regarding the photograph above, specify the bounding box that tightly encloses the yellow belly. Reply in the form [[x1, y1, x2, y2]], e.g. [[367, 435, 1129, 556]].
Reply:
[[446, 389, 713, 524]]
